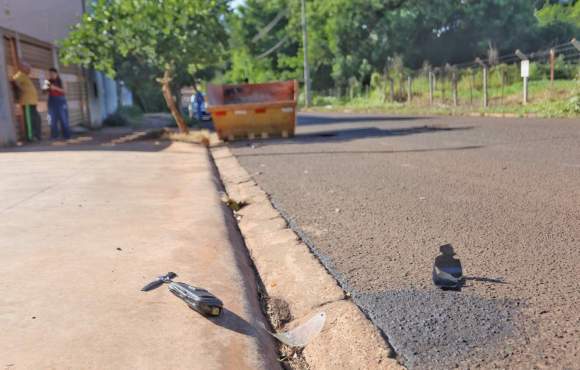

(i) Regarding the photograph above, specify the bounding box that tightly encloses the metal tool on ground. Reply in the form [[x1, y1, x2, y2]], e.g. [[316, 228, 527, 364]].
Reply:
[[260, 312, 326, 347], [433, 244, 465, 290], [168, 282, 223, 317], [141, 272, 223, 317], [141, 271, 177, 291]]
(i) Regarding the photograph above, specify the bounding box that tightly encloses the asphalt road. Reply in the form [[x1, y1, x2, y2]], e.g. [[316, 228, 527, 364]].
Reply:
[[230, 112, 580, 369]]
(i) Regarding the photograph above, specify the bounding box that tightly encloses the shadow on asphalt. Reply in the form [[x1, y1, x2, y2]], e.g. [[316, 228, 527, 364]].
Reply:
[[0, 135, 173, 154], [298, 113, 432, 126], [230, 125, 474, 151], [297, 125, 472, 141], [0, 114, 178, 154], [232, 145, 484, 158]]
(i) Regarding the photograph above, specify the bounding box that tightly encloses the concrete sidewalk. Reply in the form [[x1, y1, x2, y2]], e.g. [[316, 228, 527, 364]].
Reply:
[[0, 140, 278, 369]]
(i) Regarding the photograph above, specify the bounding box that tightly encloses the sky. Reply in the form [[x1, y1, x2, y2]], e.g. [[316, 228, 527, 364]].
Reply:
[[0, 0, 83, 43], [231, 0, 245, 9]]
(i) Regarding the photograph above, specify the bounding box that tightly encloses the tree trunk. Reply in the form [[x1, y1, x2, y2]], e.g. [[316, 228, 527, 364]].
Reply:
[[160, 69, 188, 134]]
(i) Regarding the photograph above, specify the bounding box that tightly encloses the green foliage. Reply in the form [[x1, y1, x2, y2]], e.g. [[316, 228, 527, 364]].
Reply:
[[228, 0, 578, 93], [60, 0, 229, 100], [117, 105, 144, 121], [536, 0, 580, 27], [223, 0, 301, 84], [308, 77, 579, 118], [103, 105, 143, 127], [102, 112, 129, 127], [528, 57, 579, 80]]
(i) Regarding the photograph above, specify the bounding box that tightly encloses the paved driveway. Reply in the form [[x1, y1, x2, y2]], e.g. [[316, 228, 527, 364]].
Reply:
[[0, 139, 277, 370]]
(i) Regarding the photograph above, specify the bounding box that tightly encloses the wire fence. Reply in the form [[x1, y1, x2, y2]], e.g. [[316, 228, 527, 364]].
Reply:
[[314, 40, 580, 110]]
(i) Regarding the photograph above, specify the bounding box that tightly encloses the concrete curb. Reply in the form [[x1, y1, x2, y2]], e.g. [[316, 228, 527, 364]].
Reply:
[[211, 146, 404, 370]]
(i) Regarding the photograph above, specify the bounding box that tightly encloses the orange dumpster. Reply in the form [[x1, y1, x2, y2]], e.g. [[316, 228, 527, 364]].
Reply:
[[206, 80, 298, 141]]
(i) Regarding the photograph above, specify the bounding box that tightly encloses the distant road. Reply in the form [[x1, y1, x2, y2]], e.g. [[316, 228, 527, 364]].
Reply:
[[230, 112, 580, 369]]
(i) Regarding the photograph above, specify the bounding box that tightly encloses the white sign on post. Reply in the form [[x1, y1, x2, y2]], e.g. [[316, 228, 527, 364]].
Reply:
[[520, 60, 529, 78]]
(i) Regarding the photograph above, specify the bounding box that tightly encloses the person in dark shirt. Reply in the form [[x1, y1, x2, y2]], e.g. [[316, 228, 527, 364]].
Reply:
[[45, 68, 71, 139]]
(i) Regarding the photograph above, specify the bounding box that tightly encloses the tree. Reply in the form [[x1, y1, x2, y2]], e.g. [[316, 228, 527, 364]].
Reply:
[[225, 0, 301, 84], [226, 0, 577, 92], [60, 0, 229, 133], [536, 0, 580, 28]]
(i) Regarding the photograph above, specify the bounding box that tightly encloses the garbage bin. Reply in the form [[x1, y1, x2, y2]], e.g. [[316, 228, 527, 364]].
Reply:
[[207, 80, 298, 141]]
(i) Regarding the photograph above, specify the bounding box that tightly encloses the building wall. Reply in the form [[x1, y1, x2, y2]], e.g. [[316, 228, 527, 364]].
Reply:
[[0, 0, 134, 144], [0, 31, 16, 145], [1, 29, 90, 141], [0, 0, 84, 45]]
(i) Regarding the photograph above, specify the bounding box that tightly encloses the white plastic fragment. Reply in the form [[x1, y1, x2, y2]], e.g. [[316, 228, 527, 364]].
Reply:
[[262, 312, 326, 347]]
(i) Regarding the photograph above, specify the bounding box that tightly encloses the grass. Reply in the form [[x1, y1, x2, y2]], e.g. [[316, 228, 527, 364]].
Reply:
[[307, 79, 580, 118]]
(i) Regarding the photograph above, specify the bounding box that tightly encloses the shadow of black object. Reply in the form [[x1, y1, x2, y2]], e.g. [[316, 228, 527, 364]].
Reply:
[[208, 308, 258, 337], [465, 276, 507, 285]]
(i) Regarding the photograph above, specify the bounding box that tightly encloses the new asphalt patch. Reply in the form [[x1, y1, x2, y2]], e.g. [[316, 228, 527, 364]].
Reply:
[[355, 289, 524, 369]]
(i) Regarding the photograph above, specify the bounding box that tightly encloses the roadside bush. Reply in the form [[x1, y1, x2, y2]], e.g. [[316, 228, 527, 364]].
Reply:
[[167, 114, 201, 129], [103, 112, 129, 127], [102, 105, 143, 127], [117, 105, 143, 122], [530, 57, 577, 80]]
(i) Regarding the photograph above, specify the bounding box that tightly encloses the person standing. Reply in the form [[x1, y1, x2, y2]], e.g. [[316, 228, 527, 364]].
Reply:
[[45, 68, 71, 140], [12, 61, 41, 141], [191, 82, 206, 121]]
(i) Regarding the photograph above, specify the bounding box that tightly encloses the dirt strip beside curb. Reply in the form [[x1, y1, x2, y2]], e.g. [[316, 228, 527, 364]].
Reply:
[[211, 146, 404, 370]]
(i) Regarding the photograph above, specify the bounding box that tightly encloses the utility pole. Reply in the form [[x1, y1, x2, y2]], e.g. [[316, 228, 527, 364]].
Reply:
[[301, 0, 311, 107]]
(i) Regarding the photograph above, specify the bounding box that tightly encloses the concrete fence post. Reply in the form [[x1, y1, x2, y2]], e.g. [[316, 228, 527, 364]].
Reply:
[[483, 66, 488, 108], [523, 76, 528, 105], [441, 71, 446, 103], [407, 76, 412, 104], [515, 50, 530, 106], [549, 49, 555, 84], [476, 58, 488, 108], [452, 71, 458, 107], [428, 70, 434, 105]]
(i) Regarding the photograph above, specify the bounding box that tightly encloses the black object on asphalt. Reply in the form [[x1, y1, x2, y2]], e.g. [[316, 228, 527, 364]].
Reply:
[[141, 271, 177, 291], [433, 244, 464, 290]]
